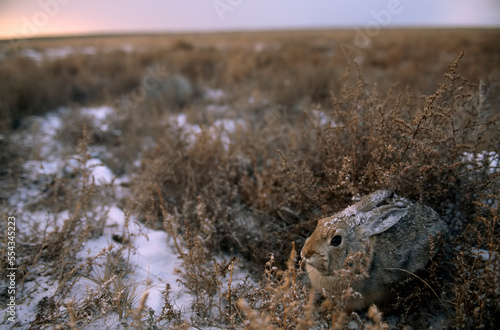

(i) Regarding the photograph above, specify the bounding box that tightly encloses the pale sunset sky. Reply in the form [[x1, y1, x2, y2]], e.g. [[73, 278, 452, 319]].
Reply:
[[0, 0, 499, 39]]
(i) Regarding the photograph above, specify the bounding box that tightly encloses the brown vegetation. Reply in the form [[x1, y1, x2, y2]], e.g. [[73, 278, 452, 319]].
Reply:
[[0, 28, 499, 328]]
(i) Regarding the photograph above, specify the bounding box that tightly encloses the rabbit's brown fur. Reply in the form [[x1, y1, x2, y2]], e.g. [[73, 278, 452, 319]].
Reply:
[[301, 190, 447, 311]]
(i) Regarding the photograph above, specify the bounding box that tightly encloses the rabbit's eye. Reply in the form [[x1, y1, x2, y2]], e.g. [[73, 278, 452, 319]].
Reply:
[[330, 235, 342, 247]]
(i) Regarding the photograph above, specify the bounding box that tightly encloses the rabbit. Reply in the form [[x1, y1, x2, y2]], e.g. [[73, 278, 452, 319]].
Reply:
[[301, 189, 447, 311]]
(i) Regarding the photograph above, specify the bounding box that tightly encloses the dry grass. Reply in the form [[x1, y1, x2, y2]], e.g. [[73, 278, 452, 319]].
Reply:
[[0, 28, 499, 328]]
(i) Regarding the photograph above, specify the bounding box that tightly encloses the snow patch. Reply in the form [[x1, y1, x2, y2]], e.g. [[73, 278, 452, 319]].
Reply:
[[80, 105, 114, 123], [73, 205, 192, 315], [19, 46, 97, 62], [86, 158, 115, 185], [22, 159, 63, 181], [309, 109, 337, 127], [169, 114, 247, 151], [204, 88, 226, 102], [213, 118, 246, 134], [463, 151, 500, 174]]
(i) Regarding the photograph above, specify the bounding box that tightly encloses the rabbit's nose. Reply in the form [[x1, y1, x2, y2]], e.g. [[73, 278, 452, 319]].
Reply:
[[302, 250, 312, 259], [301, 241, 313, 259]]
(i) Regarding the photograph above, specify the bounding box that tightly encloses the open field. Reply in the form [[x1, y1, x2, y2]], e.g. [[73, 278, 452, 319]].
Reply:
[[1, 28, 499, 328]]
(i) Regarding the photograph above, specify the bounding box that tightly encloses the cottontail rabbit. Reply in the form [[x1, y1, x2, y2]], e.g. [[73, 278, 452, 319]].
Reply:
[[301, 190, 447, 311]]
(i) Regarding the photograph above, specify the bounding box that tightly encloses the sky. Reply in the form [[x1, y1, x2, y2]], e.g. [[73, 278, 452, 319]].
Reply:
[[0, 0, 499, 39]]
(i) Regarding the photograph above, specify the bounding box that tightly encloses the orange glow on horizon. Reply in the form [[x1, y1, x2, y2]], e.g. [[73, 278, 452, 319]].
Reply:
[[0, 15, 104, 40]]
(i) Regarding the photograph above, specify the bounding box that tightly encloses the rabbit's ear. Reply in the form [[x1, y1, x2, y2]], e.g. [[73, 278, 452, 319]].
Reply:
[[356, 189, 394, 212], [360, 206, 409, 237]]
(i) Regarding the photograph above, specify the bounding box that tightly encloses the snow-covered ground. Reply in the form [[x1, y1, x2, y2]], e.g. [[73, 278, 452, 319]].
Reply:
[[10, 205, 192, 328], [7, 45, 136, 63], [2, 97, 498, 328], [1, 104, 252, 329]]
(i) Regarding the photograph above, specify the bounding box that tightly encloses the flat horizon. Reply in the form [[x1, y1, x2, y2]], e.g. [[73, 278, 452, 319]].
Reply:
[[2, 25, 499, 43], [1, 0, 499, 41]]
